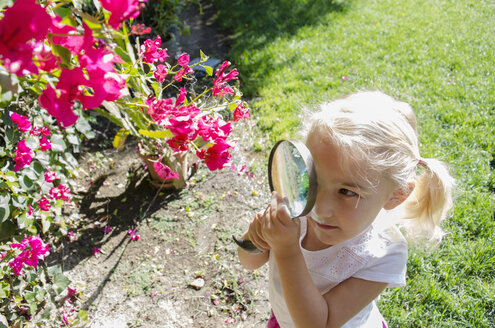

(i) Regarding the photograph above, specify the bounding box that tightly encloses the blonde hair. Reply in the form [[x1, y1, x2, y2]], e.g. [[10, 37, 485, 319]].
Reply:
[[302, 91, 455, 242]]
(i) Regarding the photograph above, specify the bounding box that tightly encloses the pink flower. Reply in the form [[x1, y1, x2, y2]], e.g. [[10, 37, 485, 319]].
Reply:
[[197, 117, 232, 142], [9, 112, 32, 132], [67, 287, 77, 299], [40, 126, 50, 136], [130, 234, 140, 241], [153, 161, 179, 180], [140, 35, 168, 63], [92, 247, 101, 256], [44, 171, 57, 183], [27, 205, 33, 216], [128, 229, 140, 241], [102, 226, 112, 234], [154, 64, 168, 82], [67, 231, 76, 242], [49, 17, 84, 55], [49, 184, 71, 202], [38, 195, 51, 211], [341, 75, 348, 81], [9, 235, 50, 275], [61, 312, 70, 325], [212, 61, 239, 97], [13, 139, 34, 171], [0, 0, 53, 76], [58, 184, 72, 202], [100, 0, 147, 30], [0, 252, 7, 262], [131, 23, 151, 35], [177, 53, 190, 67], [33, 43, 59, 72], [166, 135, 189, 152], [196, 139, 233, 171], [233, 102, 250, 122], [39, 135, 52, 151], [128, 229, 137, 235], [174, 66, 193, 82], [225, 317, 236, 324]]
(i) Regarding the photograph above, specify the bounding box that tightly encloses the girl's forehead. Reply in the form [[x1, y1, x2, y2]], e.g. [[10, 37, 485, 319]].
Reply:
[[306, 132, 381, 190]]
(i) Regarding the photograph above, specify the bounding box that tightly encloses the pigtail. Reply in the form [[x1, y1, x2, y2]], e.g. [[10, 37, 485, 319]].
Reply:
[[403, 158, 455, 242]]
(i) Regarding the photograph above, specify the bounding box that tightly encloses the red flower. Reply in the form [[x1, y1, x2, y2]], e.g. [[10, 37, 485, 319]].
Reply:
[[38, 195, 51, 211], [140, 35, 168, 63], [13, 140, 34, 172], [100, 0, 148, 30], [0, 0, 53, 76], [153, 161, 179, 180], [196, 139, 233, 171], [233, 102, 250, 121], [9, 112, 32, 132], [33, 43, 59, 72], [44, 171, 57, 183], [131, 23, 151, 35], [154, 64, 168, 82], [9, 235, 50, 275], [40, 135, 52, 151], [174, 66, 193, 82], [177, 53, 190, 67], [212, 61, 239, 97]]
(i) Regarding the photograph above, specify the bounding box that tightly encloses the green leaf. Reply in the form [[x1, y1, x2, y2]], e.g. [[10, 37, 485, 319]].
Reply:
[[0, 281, 9, 299], [75, 114, 93, 135], [0, 193, 10, 223], [200, 50, 208, 62], [204, 65, 213, 77], [31, 161, 44, 176], [113, 129, 129, 149], [52, 45, 72, 69], [41, 212, 52, 233], [0, 221, 15, 241], [64, 152, 79, 169], [16, 213, 34, 230], [51, 271, 70, 295], [19, 175, 34, 191], [51, 134, 67, 152], [114, 46, 132, 64], [67, 134, 79, 145], [138, 129, 173, 139], [78, 310, 88, 321]]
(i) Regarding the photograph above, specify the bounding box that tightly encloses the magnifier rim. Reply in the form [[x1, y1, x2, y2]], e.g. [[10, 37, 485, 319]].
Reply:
[[267, 139, 317, 218]]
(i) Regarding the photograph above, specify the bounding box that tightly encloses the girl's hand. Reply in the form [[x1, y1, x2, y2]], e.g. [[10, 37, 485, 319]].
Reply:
[[246, 212, 271, 252], [261, 192, 300, 255]]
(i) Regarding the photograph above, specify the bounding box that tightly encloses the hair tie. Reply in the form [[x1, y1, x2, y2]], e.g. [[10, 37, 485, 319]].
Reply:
[[418, 159, 426, 168]]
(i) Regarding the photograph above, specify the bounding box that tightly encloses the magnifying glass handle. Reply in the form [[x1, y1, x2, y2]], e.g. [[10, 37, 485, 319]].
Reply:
[[232, 235, 263, 254]]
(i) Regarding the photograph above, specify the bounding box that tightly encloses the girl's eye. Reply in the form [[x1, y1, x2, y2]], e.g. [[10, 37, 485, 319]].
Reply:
[[339, 188, 358, 197]]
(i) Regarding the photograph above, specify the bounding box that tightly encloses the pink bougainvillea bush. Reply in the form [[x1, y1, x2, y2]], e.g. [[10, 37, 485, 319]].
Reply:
[[0, 0, 249, 325]]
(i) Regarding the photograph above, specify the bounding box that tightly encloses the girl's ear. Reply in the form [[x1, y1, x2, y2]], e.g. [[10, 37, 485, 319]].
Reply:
[[384, 182, 415, 210]]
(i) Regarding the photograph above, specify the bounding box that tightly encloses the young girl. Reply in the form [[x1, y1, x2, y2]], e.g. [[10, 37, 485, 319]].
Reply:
[[238, 91, 455, 328]]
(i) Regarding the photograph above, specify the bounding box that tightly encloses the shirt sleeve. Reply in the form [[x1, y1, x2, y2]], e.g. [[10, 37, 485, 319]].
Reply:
[[352, 238, 408, 287]]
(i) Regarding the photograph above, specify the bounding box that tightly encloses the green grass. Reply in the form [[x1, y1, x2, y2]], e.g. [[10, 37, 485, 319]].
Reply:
[[212, 0, 495, 326]]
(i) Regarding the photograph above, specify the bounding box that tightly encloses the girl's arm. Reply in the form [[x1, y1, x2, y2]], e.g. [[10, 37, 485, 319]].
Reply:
[[275, 247, 387, 328], [237, 213, 270, 270]]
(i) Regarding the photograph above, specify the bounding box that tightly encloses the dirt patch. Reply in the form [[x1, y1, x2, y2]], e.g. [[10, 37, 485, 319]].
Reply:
[[58, 119, 271, 327], [49, 5, 273, 326]]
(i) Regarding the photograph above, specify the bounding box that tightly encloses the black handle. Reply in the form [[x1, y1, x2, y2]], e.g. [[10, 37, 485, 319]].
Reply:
[[232, 235, 263, 254]]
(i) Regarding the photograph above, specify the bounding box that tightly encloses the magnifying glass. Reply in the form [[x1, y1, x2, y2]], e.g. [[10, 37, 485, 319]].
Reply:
[[233, 140, 317, 254]]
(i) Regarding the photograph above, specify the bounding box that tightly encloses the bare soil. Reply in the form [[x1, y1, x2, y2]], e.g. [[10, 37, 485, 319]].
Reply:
[[50, 4, 272, 327]]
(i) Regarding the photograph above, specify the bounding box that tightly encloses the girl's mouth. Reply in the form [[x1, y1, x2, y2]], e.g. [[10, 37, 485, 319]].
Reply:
[[310, 209, 338, 230], [316, 222, 338, 230]]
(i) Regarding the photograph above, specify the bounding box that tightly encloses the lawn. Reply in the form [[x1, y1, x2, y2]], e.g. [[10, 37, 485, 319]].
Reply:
[[212, 0, 495, 326]]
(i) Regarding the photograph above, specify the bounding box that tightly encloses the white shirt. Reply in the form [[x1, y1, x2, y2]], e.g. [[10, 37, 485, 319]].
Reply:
[[268, 216, 408, 328]]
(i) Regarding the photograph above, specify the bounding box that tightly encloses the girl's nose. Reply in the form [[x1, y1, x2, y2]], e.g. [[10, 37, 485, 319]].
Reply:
[[313, 191, 334, 218]]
